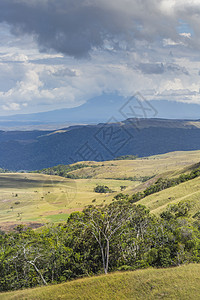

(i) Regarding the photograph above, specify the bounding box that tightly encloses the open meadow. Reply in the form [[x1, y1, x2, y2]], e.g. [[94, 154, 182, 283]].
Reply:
[[0, 150, 200, 230]]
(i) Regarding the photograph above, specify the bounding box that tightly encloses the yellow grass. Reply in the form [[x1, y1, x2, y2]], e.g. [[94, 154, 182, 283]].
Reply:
[[69, 150, 200, 179], [0, 150, 200, 229], [1, 264, 200, 300], [138, 176, 200, 216], [0, 173, 134, 229]]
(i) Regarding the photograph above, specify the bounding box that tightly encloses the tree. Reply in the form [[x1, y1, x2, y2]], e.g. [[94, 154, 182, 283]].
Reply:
[[94, 185, 112, 193], [81, 202, 134, 274]]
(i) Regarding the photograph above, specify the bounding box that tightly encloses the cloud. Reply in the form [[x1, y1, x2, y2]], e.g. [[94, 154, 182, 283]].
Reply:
[[2, 102, 20, 111], [53, 67, 77, 77], [166, 63, 189, 75], [138, 63, 165, 74], [0, 0, 198, 58], [137, 62, 189, 75], [0, 0, 130, 58], [0, 1, 200, 116]]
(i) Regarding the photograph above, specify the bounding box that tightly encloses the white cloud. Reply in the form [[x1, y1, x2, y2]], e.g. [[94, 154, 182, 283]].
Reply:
[[2, 102, 20, 111], [180, 32, 192, 38]]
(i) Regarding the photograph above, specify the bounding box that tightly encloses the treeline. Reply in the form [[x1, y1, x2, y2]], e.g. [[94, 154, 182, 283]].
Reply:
[[107, 175, 154, 182], [0, 168, 12, 173], [0, 200, 200, 292], [33, 163, 96, 178], [129, 167, 200, 203], [113, 155, 138, 160]]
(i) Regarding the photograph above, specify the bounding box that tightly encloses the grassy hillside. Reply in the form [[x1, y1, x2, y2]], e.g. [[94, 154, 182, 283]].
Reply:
[[138, 175, 200, 216], [0, 150, 200, 230], [61, 150, 200, 180], [1, 264, 200, 300]]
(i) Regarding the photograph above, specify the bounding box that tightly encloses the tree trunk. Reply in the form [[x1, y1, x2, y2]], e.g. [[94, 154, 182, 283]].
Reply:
[[105, 240, 109, 274], [100, 245, 106, 274]]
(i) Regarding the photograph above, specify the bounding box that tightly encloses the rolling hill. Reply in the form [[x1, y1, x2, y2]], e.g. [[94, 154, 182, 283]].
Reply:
[[0, 151, 200, 299], [137, 174, 200, 216], [0, 150, 200, 231], [1, 118, 200, 170], [1, 264, 200, 300]]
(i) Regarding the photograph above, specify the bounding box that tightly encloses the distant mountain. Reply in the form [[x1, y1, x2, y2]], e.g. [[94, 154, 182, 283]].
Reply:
[[1, 94, 200, 130], [0, 118, 200, 170], [0, 94, 125, 129]]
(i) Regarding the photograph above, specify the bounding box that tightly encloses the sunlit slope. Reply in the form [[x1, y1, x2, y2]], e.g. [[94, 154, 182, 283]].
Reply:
[[0, 173, 134, 229], [0, 150, 200, 229], [1, 264, 200, 300], [67, 150, 200, 179], [138, 175, 200, 215]]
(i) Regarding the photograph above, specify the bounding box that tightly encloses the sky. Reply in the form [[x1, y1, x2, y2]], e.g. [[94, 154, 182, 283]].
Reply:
[[0, 0, 200, 116]]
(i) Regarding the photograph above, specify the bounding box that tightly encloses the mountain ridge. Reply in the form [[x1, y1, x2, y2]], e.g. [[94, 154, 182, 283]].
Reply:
[[0, 118, 200, 170], [1, 94, 200, 130]]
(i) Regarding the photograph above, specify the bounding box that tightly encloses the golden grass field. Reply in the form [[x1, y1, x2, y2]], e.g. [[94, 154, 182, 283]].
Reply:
[[138, 175, 200, 216], [67, 150, 200, 179], [0, 150, 200, 230], [1, 264, 200, 300], [0, 173, 135, 230]]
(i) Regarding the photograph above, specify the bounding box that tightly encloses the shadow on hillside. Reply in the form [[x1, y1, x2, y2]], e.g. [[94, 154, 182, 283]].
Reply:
[[0, 176, 62, 189]]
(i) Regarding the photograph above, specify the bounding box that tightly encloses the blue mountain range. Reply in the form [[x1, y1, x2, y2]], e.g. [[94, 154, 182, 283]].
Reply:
[[0, 94, 200, 129]]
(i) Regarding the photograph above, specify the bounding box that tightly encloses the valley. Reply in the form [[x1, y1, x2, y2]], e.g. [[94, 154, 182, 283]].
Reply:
[[0, 150, 200, 231], [1, 1, 200, 298], [1, 118, 200, 170], [0, 149, 200, 297]]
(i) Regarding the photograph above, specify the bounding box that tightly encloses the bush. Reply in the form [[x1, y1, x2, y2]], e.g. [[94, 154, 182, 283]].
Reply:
[[94, 185, 112, 193]]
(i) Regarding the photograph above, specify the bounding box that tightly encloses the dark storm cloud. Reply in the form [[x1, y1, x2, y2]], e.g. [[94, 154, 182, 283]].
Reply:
[[0, 0, 134, 58], [0, 0, 198, 58], [0, 0, 176, 58], [0, 0, 105, 58]]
